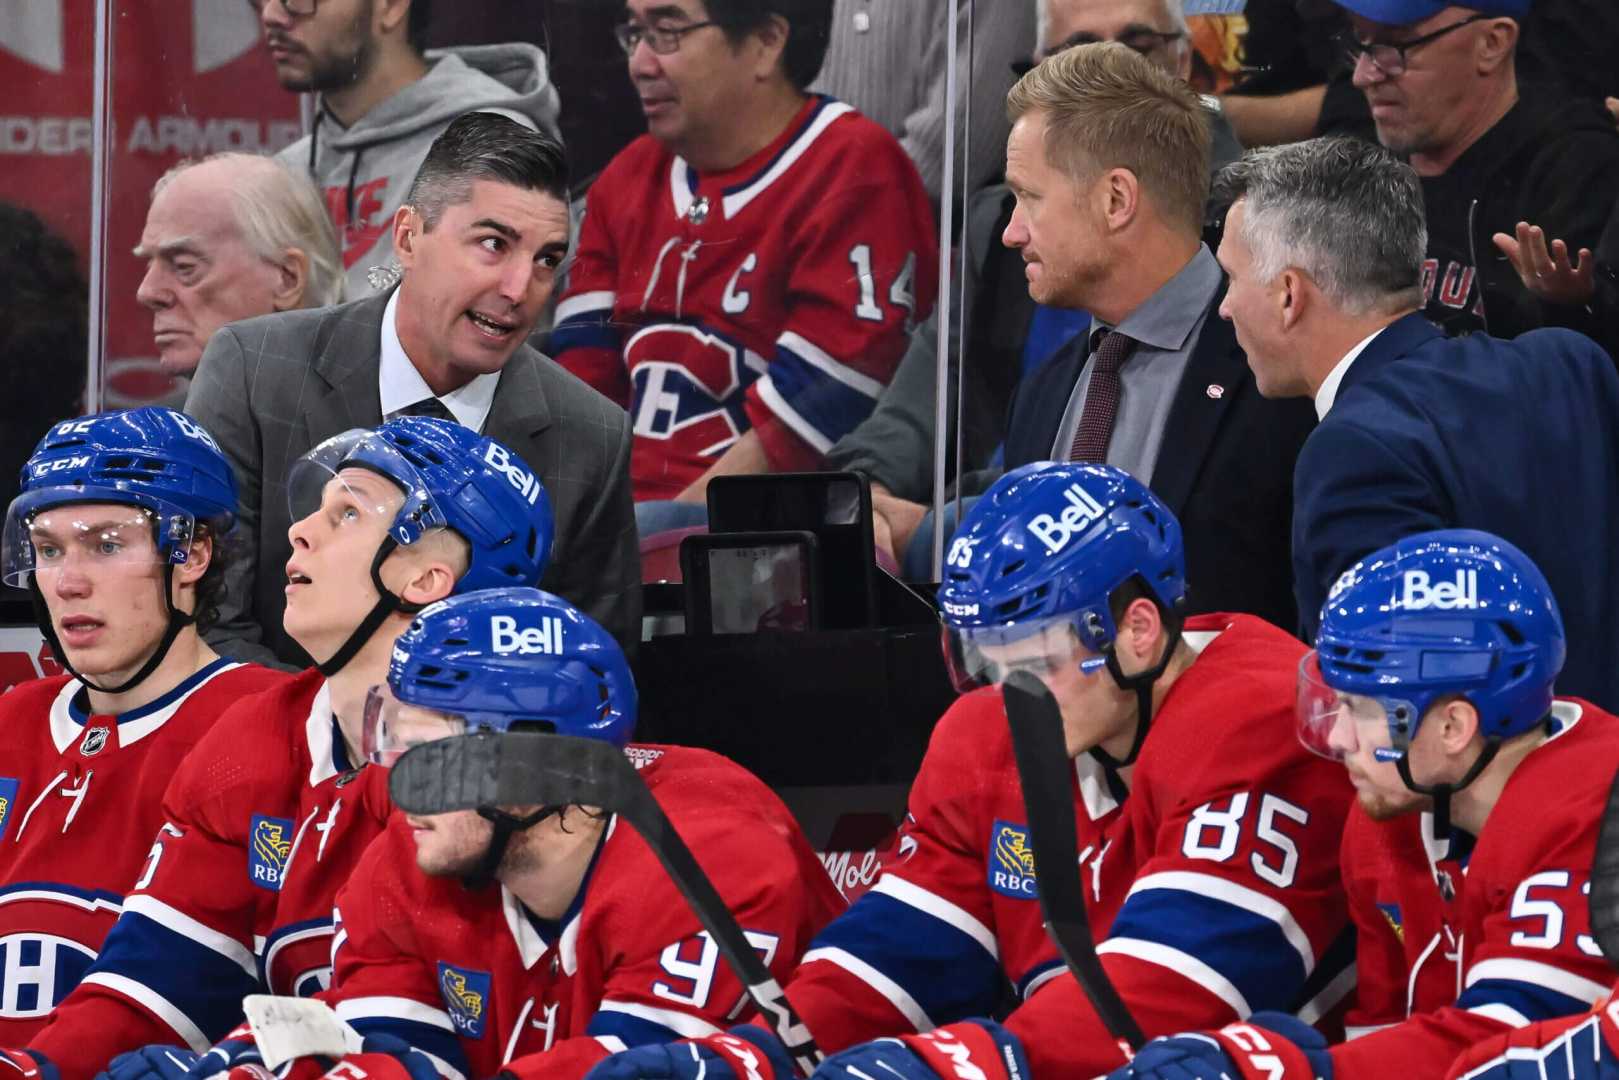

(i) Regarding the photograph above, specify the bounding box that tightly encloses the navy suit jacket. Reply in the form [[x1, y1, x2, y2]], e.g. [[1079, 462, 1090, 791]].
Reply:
[[1295, 312, 1619, 709], [1005, 287, 1317, 632]]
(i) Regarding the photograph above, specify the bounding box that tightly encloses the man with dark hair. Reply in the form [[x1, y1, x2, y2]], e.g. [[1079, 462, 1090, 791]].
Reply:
[[1214, 134, 1619, 709], [551, 0, 938, 532], [185, 112, 640, 667], [251, 0, 561, 299]]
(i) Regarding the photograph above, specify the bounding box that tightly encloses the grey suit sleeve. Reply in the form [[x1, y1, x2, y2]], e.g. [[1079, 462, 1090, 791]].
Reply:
[[824, 314, 951, 501], [551, 411, 642, 656], [184, 329, 284, 668]]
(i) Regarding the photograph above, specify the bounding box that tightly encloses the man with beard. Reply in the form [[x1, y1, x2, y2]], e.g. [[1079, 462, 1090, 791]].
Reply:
[[1107, 530, 1619, 1080], [250, 0, 560, 299]]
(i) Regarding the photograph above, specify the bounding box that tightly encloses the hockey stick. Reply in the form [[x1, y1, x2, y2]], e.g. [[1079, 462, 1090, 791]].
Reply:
[[1001, 670, 1147, 1051], [1586, 766, 1619, 965], [390, 732, 823, 1076]]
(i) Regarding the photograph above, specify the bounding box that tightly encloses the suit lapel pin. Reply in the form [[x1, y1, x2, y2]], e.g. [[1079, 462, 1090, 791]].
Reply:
[[1205, 384, 1225, 399]]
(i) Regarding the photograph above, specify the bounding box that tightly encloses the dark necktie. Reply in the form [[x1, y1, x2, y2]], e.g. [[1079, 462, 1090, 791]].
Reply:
[[1068, 328, 1138, 463], [400, 397, 455, 423]]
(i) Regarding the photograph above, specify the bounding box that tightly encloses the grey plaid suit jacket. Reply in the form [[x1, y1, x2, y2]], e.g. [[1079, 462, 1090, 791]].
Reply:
[[184, 289, 640, 668]]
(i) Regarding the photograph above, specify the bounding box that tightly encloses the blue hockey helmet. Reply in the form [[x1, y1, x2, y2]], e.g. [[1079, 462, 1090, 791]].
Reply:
[[1299, 529, 1565, 763], [363, 587, 636, 766], [3, 407, 238, 585], [937, 462, 1186, 694], [288, 415, 553, 594]]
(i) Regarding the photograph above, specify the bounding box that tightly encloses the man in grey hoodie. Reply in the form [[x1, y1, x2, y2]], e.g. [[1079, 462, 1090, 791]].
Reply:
[[252, 0, 561, 300]]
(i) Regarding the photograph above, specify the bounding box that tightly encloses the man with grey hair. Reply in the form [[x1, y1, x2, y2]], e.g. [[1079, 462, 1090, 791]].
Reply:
[[1216, 134, 1619, 709], [136, 153, 343, 377]]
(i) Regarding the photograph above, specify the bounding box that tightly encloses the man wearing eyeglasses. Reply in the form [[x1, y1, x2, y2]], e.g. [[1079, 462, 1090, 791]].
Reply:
[[250, 0, 561, 301], [550, 0, 938, 532], [1334, 0, 1619, 343]]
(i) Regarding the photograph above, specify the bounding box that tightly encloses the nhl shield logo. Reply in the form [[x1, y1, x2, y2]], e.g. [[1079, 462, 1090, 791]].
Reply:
[[988, 820, 1038, 899], [438, 963, 492, 1039], [79, 726, 110, 757]]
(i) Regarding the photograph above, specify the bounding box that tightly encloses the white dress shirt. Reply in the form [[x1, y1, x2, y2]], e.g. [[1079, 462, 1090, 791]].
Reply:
[[377, 289, 500, 432], [1313, 327, 1387, 420]]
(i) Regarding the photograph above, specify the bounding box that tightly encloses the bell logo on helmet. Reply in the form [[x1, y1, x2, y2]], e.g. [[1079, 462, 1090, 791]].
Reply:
[[481, 444, 542, 506], [1400, 569, 1478, 611], [171, 413, 220, 450], [1027, 483, 1107, 555], [490, 614, 564, 656]]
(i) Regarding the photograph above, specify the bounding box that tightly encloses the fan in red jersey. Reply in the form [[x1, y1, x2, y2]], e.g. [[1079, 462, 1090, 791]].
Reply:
[[0, 407, 289, 1049], [6, 416, 553, 1080]]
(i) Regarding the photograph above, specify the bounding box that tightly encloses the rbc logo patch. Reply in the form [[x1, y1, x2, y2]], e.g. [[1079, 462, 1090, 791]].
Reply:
[[1377, 903, 1404, 943], [249, 815, 294, 891], [988, 820, 1038, 899], [0, 777, 18, 842], [438, 963, 491, 1039]]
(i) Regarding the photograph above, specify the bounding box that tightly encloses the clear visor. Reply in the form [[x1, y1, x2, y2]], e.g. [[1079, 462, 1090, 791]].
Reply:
[[1, 502, 190, 587], [1297, 651, 1413, 764], [286, 430, 416, 532], [362, 684, 471, 767], [942, 612, 1109, 694]]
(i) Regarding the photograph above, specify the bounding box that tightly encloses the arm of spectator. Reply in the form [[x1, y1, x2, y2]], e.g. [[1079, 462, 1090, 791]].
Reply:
[[182, 328, 281, 667], [870, 484, 929, 568], [1216, 86, 1326, 148], [674, 429, 771, 505], [1493, 221, 1597, 306], [823, 311, 949, 501], [551, 193, 631, 409]]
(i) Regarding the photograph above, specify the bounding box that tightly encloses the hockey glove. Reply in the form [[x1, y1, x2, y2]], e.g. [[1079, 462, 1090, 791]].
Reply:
[[100, 1047, 201, 1080], [0, 1048, 58, 1080], [811, 1020, 1031, 1080], [1445, 996, 1619, 1080], [1111, 1013, 1332, 1080], [318, 1034, 443, 1080], [582, 1026, 796, 1080]]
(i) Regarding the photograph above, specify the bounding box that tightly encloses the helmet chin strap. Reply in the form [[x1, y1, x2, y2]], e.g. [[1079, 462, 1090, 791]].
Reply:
[[315, 538, 427, 678], [463, 806, 562, 890], [30, 561, 196, 699], [1397, 739, 1503, 842], [1088, 629, 1179, 772]]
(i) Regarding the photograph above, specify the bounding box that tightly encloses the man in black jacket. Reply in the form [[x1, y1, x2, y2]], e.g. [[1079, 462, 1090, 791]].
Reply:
[[1336, 0, 1619, 342]]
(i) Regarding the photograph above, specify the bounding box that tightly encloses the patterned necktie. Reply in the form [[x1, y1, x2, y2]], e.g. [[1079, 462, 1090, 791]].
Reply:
[[400, 397, 455, 423], [1068, 328, 1138, 463]]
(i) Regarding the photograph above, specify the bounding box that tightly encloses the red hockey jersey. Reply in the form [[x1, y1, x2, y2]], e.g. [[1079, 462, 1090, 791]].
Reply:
[[786, 614, 1356, 1078], [551, 94, 937, 500], [321, 745, 844, 1080], [0, 660, 285, 1044], [29, 669, 383, 1080], [1328, 699, 1619, 1080]]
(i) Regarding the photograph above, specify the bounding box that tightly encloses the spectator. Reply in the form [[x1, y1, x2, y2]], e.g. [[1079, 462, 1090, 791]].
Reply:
[[832, 0, 1250, 575], [252, 0, 561, 299], [810, 0, 1036, 205], [135, 153, 344, 377], [0, 203, 86, 516], [550, 0, 938, 534], [185, 112, 639, 668], [1216, 134, 1619, 709], [1331, 0, 1619, 340]]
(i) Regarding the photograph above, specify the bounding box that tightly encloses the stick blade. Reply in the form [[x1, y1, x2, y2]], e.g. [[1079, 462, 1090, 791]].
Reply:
[[388, 731, 639, 816]]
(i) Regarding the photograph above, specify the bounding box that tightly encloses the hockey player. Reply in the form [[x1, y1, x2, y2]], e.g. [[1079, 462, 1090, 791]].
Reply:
[[588, 461, 1356, 1080], [8, 416, 554, 1080], [1107, 530, 1619, 1080], [116, 587, 844, 1080], [551, 0, 937, 517], [0, 407, 288, 1043]]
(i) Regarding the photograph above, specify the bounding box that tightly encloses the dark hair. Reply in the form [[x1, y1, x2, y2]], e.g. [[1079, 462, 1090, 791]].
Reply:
[[405, 112, 569, 228], [1108, 575, 1185, 643], [704, 0, 833, 90], [407, 0, 432, 53], [190, 522, 235, 635]]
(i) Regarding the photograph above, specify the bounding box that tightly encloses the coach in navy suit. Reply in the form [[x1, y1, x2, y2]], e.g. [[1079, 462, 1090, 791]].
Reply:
[[1218, 136, 1619, 710]]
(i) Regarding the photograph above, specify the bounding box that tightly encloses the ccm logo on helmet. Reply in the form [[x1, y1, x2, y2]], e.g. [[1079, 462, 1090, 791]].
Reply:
[[32, 455, 91, 476], [1401, 569, 1478, 611], [490, 614, 565, 656], [1027, 483, 1107, 555], [482, 444, 543, 506]]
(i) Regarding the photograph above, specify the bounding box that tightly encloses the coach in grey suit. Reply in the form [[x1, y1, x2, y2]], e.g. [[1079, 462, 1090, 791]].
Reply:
[[186, 113, 638, 668]]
